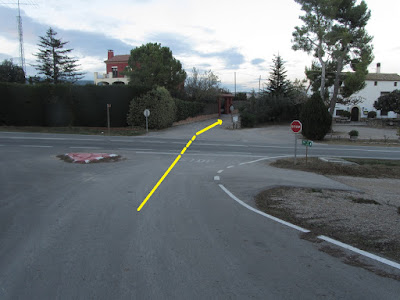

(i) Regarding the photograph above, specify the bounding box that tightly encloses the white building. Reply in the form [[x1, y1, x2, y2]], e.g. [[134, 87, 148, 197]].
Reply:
[[94, 50, 130, 85], [334, 63, 400, 121]]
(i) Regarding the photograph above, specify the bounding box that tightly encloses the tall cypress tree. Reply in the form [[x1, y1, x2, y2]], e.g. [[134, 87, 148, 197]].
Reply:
[[266, 54, 291, 97], [33, 27, 84, 84]]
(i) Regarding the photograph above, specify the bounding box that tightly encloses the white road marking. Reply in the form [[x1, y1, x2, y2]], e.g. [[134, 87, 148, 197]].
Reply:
[[227, 165, 234, 169], [20, 145, 53, 148], [239, 155, 290, 165], [10, 137, 102, 141], [217, 170, 224, 174], [318, 235, 400, 271], [69, 146, 102, 149], [136, 151, 178, 155], [214, 176, 220, 181], [218, 184, 310, 233], [118, 148, 153, 151]]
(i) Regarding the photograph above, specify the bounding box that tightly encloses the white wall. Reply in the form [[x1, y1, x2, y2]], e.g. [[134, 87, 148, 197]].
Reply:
[[334, 80, 399, 119]]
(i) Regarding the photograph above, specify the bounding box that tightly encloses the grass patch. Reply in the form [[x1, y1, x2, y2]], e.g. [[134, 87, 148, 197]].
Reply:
[[0, 126, 145, 136], [270, 157, 400, 179]]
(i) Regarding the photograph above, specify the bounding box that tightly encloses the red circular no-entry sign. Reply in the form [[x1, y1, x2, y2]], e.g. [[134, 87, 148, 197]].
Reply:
[[291, 120, 302, 133]]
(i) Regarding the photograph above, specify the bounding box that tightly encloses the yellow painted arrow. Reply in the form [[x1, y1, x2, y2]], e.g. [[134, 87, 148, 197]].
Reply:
[[196, 119, 222, 136], [137, 119, 223, 211]]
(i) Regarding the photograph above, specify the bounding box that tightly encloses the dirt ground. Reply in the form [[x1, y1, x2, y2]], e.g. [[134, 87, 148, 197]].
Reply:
[[255, 175, 400, 264]]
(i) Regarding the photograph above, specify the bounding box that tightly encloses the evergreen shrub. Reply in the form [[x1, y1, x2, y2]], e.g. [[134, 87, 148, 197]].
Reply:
[[174, 98, 205, 122], [127, 86, 176, 129], [300, 93, 332, 140]]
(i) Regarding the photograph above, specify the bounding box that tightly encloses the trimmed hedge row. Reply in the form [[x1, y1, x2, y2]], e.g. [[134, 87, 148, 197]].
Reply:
[[0, 83, 148, 127], [1, 83, 205, 129]]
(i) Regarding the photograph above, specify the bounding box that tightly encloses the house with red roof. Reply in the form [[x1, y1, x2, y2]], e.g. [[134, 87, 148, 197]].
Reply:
[[94, 50, 130, 85]]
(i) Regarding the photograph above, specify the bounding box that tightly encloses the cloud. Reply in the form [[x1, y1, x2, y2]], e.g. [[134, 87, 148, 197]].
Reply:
[[251, 58, 265, 65], [198, 48, 245, 70]]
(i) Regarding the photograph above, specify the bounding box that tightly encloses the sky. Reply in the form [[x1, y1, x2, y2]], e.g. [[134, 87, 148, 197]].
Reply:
[[0, 0, 399, 92]]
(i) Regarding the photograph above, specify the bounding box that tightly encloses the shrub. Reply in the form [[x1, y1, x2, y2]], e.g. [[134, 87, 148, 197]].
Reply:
[[348, 130, 359, 137], [368, 111, 377, 118], [240, 111, 256, 128], [174, 98, 205, 122], [127, 86, 176, 129], [300, 93, 332, 140], [341, 111, 351, 118]]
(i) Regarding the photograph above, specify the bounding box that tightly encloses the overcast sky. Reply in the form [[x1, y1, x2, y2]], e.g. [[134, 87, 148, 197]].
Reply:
[[0, 0, 399, 91]]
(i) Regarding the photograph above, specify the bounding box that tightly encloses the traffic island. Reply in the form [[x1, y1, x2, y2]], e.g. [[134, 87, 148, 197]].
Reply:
[[57, 153, 121, 164]]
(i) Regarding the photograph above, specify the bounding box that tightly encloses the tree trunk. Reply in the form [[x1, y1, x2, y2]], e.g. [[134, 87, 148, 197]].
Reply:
[[317, 45, 326, 101], [329, 54, 345, 116]]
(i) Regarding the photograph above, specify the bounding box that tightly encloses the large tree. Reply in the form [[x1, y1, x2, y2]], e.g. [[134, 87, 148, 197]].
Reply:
[[0, 59, 25, 83], [266, 54, 291, 97], [185, 67, 220, 102], [292, 0, 373, 115], [125, 43, 187, 95], [374, 90, 400, 114], [33, 27, 84, 84]]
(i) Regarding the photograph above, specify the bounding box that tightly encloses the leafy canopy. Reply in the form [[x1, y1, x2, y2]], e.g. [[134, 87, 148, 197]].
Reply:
[[125, 43, 187, 95], [185, 67, 220, 102], [293, 0, 373, 114], [0, 59, 25, 83], [374, 90, 400, 114], [33, 27, 84, 84]]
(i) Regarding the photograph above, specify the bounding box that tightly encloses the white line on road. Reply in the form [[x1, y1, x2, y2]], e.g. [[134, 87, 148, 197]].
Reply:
[[217, 170, 224, 174], [219, 184, 400, 271], [214, 176, 220, 181], [69, 146, 102, 149], [227, 166, 234, 169], [136, 151, 178, 155], [20, 145, 53, 148], [10, 137, 102, 141], [238, 155, 290, 165], [318, 235, 400, 271], [218, 184, 310, 233], [118, 148, 153, 151]]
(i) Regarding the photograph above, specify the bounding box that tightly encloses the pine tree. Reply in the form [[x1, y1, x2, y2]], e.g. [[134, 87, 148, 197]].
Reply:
[[266, 54, 291, 97], [33, 27, 84, 84]]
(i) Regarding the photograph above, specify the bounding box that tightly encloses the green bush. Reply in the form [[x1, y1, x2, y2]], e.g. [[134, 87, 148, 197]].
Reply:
[[240, 111, 256, 128], [368, 111, 377, 118], [300, 93, 332, 140], [348, 130, 359, 137], [127, 86, 176, 129], [174, 98, 205, 122], [341, 111, 351, 118]]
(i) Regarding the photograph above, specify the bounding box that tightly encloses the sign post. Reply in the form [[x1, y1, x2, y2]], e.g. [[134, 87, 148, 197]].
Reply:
[[107, 104, 111, 136], [290, 120, 302, 165], [143, 109, 150, 133], [302, 140, 313, 164]]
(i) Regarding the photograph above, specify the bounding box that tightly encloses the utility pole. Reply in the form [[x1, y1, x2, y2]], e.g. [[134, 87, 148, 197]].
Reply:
[[234, 72, 236, 96], [259, 75, 261, 93]]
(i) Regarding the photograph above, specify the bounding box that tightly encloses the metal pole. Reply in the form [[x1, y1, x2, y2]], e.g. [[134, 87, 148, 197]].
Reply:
[[259, 75, 261, 93], [306, 145, 308, 165], [234, 72, 236, 96], [294, 133, 297, 165], [107, 105, 110, 136], [146, 116, 148, 133]]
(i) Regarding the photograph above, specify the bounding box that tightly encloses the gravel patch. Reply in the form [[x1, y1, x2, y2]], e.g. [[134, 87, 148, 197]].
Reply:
[[255, 177, 400, 263]]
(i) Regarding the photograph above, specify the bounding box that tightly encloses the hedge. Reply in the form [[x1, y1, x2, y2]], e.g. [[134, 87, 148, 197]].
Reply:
[[0, 83, 148, 127], [174, 98, 205, 122]]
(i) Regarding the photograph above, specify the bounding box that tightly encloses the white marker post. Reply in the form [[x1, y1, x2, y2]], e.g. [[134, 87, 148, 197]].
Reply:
[[290, 120, 302, 165], [143, 109, 150, 133], [107, 104, 111, 136]]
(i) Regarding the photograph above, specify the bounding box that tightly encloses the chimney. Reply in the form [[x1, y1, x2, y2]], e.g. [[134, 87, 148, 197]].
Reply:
[[108, 50, 114, 60], [376, 62, 381, 74]]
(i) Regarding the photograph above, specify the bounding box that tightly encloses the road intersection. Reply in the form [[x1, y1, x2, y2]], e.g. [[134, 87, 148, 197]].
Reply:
[[1, 122, 400, 299]]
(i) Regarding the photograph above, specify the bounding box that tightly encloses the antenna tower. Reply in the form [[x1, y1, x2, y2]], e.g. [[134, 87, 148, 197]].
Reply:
[[0, 0, 37, 73]]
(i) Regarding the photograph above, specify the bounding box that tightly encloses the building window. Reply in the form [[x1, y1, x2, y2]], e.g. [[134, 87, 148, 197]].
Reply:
[[112, 67, 118, 78], [374, 81, 378, 86], [395, 82, 398, 87], [336, 110, 344, 116]]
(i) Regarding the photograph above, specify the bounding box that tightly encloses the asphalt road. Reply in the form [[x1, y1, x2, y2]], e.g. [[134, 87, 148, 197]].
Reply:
[[1, 130, 400, 299]]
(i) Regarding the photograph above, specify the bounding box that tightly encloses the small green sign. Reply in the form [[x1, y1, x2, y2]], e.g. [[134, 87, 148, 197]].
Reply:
[[302, 140, 313, 147]]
